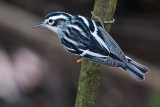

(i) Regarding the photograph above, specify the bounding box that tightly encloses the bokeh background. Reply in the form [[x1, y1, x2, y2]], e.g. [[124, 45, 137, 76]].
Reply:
[[0, 0, 160, 107]]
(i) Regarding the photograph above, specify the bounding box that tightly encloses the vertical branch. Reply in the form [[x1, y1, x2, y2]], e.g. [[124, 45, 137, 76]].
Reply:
[[93, 0, 117, 31], [75, 60, 101, 107], [75, 0, 117, 107]]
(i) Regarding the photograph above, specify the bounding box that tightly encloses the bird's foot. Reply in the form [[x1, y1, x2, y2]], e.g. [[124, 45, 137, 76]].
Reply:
[[76, 58, 83, 63], [91, 11, 115, 28], [91, 11, 103, 23]]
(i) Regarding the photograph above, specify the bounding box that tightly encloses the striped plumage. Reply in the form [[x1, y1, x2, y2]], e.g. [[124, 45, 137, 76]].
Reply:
[[35, 12, 148, 80]]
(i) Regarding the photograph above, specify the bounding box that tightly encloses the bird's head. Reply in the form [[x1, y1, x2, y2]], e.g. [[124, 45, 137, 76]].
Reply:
[[34, 12, 72, 34]]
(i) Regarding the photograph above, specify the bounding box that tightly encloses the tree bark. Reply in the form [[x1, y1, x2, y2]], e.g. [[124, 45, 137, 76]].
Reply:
[[75, 0, 117, 107]]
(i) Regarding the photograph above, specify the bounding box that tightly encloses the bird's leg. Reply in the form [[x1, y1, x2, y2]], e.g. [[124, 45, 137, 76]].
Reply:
[[76, 58, 83, 63], [91, 11, 115, 29]]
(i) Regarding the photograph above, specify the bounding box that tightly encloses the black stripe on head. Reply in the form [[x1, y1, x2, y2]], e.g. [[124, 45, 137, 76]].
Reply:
[[44, 12, 72, 20], [51, 18, 66, 26]]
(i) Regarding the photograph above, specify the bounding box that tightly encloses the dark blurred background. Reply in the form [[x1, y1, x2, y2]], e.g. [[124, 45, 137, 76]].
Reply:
[[0, 0, 160, 107]]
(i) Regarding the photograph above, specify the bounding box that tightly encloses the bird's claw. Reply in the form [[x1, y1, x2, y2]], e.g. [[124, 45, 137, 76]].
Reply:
[[91, 11, 115, 28]]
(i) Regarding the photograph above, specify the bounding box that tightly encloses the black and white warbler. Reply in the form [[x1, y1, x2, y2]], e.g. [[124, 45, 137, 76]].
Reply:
[[34, 12, 148, 80]]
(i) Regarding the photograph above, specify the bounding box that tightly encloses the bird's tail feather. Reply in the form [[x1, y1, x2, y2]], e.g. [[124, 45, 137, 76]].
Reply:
[[122, 57, 148, 80]]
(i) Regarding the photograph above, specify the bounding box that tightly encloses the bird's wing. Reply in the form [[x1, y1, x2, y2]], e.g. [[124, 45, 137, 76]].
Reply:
[[96, 26, 128, 63]]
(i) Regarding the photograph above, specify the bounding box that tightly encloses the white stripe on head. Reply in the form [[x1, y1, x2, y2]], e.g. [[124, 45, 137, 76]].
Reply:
[[50, 15, 69, 20]]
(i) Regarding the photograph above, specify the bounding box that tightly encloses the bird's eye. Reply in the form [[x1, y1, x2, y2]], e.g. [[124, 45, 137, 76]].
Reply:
[[48, 19, 53, 23]]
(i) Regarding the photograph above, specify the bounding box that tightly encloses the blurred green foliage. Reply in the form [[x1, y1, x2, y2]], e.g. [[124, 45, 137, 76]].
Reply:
[[148, 91, 160, 107]]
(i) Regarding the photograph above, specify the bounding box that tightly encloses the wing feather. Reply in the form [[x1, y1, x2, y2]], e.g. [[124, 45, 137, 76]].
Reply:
[[97, 26, 127, 63], [80, 49, 125, 67]]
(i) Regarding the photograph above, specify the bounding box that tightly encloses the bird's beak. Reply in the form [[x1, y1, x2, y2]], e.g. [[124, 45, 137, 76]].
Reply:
[[33, 22, 44, 28]]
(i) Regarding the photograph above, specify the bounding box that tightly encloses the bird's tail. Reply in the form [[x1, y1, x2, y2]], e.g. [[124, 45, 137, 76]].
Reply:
[[122, 57, 148, 80]]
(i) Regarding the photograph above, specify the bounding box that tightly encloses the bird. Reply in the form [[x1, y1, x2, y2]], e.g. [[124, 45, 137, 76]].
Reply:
[[34, 12, 148, 80]]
